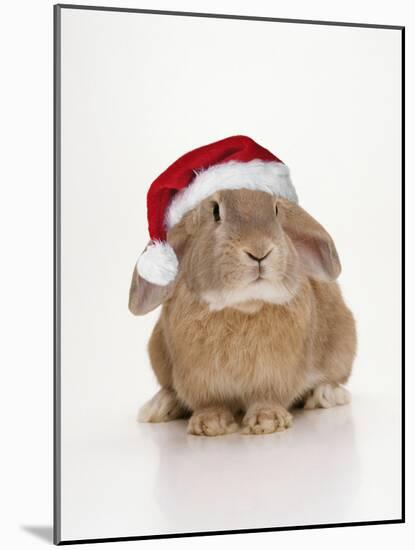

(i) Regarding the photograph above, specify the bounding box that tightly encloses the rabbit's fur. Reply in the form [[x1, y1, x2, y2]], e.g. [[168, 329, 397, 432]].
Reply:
[[130, 190, 356, 435]]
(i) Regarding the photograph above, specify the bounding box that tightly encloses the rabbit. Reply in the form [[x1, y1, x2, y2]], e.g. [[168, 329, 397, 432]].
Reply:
[[129, 189, 357, 436]]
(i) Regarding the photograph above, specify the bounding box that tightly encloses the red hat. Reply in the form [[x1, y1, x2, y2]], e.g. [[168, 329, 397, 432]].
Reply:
[[137, 135, 297, 286]]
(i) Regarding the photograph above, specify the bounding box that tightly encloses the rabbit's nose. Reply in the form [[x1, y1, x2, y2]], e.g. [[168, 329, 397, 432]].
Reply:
[[245, 248, 273, 263]]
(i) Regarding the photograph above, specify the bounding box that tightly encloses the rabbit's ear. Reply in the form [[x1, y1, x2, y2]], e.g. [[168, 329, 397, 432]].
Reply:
[[281, 202, 341, 282], [129, 225, 191, 315], [128, 266, 173, 315]]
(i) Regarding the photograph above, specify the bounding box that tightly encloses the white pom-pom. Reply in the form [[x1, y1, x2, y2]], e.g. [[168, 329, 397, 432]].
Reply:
[[136, 241, 178, 286]]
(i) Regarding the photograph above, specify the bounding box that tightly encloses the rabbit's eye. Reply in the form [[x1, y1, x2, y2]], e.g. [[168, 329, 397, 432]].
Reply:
[[212, 202, 221, 222], [275, 203, 279, 216]]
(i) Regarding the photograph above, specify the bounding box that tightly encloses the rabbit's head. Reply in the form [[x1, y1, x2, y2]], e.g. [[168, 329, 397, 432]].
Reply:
[[129, 188, 341, 315]]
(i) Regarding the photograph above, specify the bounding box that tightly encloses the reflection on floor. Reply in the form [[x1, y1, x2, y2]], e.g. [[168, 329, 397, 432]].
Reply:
[[60, 393, 401, 542]]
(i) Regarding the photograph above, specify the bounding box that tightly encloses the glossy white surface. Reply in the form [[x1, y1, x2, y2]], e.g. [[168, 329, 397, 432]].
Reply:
[[61, 391, 401, 541]]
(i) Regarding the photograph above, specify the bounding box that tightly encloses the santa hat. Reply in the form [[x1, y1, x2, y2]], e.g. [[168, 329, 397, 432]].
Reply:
[[137, 135, 298, 286]]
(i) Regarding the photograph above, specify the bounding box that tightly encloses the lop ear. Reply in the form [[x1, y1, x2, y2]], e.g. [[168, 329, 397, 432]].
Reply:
[[128, 222, 192, 316], [128, 265, 173, 316], [280, 201, 341, 282]]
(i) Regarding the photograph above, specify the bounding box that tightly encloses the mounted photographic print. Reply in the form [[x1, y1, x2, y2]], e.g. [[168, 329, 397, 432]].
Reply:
[[54, 4, 404, 545]]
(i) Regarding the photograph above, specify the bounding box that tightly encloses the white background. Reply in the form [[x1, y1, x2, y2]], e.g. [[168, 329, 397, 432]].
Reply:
[[0, 1, 412, 550]]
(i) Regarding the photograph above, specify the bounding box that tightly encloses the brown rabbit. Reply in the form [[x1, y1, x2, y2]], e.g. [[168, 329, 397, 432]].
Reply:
[[129, 187, 357, 436]]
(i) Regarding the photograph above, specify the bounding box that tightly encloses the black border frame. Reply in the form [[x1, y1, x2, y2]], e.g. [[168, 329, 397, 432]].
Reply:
[[53, 4, 405, 545]]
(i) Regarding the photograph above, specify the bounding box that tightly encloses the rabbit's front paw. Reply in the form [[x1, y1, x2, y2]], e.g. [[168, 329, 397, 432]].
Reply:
[[242, 403, 293, 435], [188, 407, 239, 436]]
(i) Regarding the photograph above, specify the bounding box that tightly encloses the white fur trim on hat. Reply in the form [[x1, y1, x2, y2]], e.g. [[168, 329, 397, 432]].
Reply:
[[136, 241, 178, 286], [166, 159, 297, 229]]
